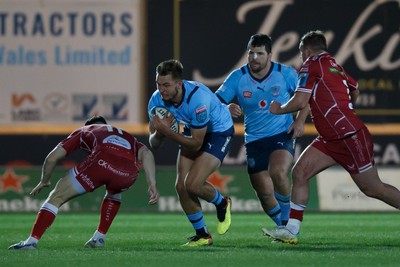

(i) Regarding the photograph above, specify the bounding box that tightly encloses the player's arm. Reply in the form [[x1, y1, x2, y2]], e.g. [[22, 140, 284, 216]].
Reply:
[[148, 119, 166, 150], [138, 145, 159, 205], [349, 88, 359, 105], [165, 125, 206, 152], [154, 120, 207, 152], [289, 106, 309, 139], [216, 79, 242, 118], [30, 146, 67, 196], [227, 103, 243, 118], [151, 113, 204, 152], [343, 68, 359, 105], [270, 91, 311, 115], [217, 94, 242, 118]]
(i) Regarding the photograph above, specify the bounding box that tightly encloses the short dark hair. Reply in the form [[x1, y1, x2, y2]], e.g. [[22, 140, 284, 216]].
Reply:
[[156, 59, 183, 80], [300, 30, 327, 52], [247, 34, 272, 53], [84, 115, 107, 126]]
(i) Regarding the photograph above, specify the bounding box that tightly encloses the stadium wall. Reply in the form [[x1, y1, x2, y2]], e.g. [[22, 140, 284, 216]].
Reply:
[[0, 0, 399, 212]]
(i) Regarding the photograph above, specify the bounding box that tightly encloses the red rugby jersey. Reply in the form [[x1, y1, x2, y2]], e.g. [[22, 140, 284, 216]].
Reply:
[[296, 52, 365, 141], [59, 124, 143, 161]]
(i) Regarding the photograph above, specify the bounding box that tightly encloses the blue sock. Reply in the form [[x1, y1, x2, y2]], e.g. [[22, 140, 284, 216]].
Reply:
[[275, 192, 290, 225], [187, 211, 208, 236], [266, 204, 282, 226], [210, 188, 223, 206]]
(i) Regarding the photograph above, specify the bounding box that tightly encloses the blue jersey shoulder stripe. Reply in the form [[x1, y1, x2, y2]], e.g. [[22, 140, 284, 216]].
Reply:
[[186, 86, 199, 104], [216, 94, 227, 104], [277, 63, 282, 72]]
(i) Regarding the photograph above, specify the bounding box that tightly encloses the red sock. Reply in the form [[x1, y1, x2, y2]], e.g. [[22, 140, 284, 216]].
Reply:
[[290, 208, 304, 222], [98, 198, 121, 234], [30, 209, 57, 240]]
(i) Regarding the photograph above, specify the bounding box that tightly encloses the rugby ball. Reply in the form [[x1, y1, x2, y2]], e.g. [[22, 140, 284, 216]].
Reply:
[[153, 106, 179, 133]]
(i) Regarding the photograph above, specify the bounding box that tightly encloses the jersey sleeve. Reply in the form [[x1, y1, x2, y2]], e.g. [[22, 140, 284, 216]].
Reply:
[[58, 128, 83, 156], [296, 61, 317, 94], [215, 70, 241, 103], [282, 66, 298, 93], [133, 137, 144, 158], [188, 89, 211, 129], [343, 68, 358, 92]]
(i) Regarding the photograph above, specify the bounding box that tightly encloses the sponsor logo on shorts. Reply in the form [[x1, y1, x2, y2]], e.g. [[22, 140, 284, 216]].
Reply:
[[79, 174, 95, 189], [221, 136, 231, 153], [98, 159, 130, 177]]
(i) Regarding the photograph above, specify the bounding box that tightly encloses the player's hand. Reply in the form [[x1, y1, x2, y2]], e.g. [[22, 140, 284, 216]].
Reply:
[[30, 181, 51, 196], [151, 114, 176, 136], [288, 120, 305, 139], [148, 184, 159, 205], [228, 103, 243, 118], [269, 101, 282, 114]]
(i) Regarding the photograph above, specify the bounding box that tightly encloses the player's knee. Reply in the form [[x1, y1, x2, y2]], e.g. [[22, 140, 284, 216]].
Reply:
[[184, 180, 202, 196], [175, 180, 186, 195], [292, 165, 306, 182], [269, 166, 289, 181], [46, 193, 64, 208]]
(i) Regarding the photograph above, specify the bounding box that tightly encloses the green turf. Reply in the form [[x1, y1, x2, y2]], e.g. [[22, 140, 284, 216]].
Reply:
[[1, 213, 400, 267]]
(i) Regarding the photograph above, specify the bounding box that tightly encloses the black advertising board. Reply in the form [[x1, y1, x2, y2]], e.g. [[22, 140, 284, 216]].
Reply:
[[1, 134, 399, 167], [147, 0, 400, 123]]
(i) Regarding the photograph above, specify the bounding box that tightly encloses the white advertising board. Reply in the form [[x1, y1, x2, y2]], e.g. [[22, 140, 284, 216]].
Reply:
[[0, 0, 145, 126], [317, 167, 400, 211]]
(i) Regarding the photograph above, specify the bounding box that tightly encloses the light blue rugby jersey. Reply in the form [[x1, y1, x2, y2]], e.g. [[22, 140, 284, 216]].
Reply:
[[148, 80, 233, 133], [216, 62, 297, 143]]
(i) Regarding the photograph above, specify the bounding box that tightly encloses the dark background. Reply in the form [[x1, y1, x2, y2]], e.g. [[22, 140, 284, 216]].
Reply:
[[2, 0, 400, 166], [147, 0, 400, 123]]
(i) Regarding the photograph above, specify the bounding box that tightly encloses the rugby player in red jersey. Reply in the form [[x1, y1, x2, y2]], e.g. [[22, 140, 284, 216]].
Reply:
[[9, 115, 159, 250], [262, 30, 400, 244]]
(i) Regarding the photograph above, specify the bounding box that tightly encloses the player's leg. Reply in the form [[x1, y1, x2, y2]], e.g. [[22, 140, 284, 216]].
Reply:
[[263, 142, 336, 244], [268, 149, 293, 226], [176, 149, 212, 246], [268, 132, 296, 226], [249, 171, 282, 226], [9, 170, 85, 250], [85, 191, 122, 248], [289, 145, 335, 229], [342, 127, 400, 209], [351, 166, 400, 209], [246, 138, 283, 227], [84, 155, 137, 248], [184, 151, 232, 236], [185, 129, 234, 236]]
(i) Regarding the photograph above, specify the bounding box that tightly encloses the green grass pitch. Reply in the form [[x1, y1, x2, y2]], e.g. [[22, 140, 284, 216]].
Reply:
[[1, 213, 400, 267]]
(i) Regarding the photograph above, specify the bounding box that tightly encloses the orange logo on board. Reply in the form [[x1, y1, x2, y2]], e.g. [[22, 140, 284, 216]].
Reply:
[[12, 93, 35, 107]]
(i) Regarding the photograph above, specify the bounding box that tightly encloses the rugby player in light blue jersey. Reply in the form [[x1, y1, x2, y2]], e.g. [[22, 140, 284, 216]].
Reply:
[[216, 34, 308, 231], [148, 59, 234, 247]]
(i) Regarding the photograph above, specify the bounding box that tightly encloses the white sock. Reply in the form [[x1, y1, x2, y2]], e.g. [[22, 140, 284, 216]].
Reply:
[[285, 219, 301, 235]]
